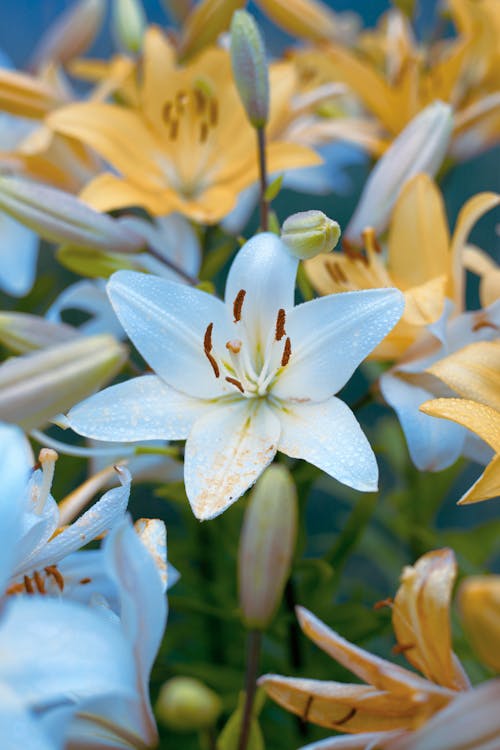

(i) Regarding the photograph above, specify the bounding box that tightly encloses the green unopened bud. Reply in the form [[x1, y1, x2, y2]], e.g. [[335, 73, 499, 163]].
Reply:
[[238, 465, 297, 629], [155, 677, 222, 732], [0, 312, 77, 355], [281, 210, 341, 259], [112, 0, 147, 54], [57, 245, 139, 279], [0, 334, 127, 430], [179, 0, 245, 62], [0, 176, 145, 253], [230, 10, 269, 128]]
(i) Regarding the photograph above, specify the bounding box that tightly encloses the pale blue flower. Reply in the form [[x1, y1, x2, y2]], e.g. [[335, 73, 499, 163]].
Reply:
[[67, 232, 404, 519]]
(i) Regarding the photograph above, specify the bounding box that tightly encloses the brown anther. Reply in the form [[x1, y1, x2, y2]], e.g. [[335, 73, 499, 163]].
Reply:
[[199, 121, 209, 143], [194, 88, 206, 115], [302, 695, 313, 722], [233, 289, 246, 322], [6, 583, 24, 595], [373, 597, 394, 610], [335, 707, 357, 727], [281, 337, 292, 367], [32, 461, 41, 471], [472, 319, 497, 332], [209, 98, 218, 127], [169, 119, 179, 140], [175, 89, 188, 114], [225, 376, 245, 393], [162, 101, 172, 123], [226, 339, 242, 354], [333, 262, 348, 283], [45, 565, 64, 592], [203, 323, 220, 378], [326, 262, 341, 284], [392, 642, 415, 655], [34, 570, 46, 594], [23, 575, 34, 594], [362, 226, 381, 255], [275, 308, 286, 341], [79, 577, 92, 585]]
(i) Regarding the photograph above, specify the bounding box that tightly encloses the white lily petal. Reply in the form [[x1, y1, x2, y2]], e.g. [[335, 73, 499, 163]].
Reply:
[[18, 469, 131, 575], [107, 270, 231, 398], [276, 397, 378, 491], [0, 684, 59, 750], [0, 213, 38, 297], [273, 289, 404, 402], [185, 400, 280, 520], [134, 518, 168, 592], [68, 375, 208, 442], [46, 280, 124, 338], [0, 597, 136, 709], [224, 233, 298, 355], [380, 372, 466, 471]]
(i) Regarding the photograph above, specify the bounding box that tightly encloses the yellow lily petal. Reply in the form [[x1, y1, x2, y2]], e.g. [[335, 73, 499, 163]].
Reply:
[[388, 174, 450, 290], [420, 398, 500, 454], [79, 173, 182, 216], [296, 607, 451, 700], [257, 0, 339, 42], [141, 27, 176, 133], [458, 576, 500, 671], [259, 675, 428, 732], [392, 549, 469, 691], [0, 68, 63, 118], [459, 455, 500, 504], [463, 245, 500, 308], [402, 276, 447, 327], [178, 0, 245, 61], [426, 341, 500, 410], [449, 191, 500, 309]]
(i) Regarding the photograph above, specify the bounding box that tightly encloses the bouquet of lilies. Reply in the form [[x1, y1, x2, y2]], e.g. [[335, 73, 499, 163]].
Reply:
[[0, 0, 498, 748]]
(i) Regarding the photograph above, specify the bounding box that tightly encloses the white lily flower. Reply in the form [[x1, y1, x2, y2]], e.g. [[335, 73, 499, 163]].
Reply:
[[380, 299, 500, 471], [67, 233, 404, 519]]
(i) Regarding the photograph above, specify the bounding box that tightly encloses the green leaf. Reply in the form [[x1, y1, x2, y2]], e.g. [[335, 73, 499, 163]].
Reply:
[[200, 240, 236, 280], [264, 174, 283, 202]]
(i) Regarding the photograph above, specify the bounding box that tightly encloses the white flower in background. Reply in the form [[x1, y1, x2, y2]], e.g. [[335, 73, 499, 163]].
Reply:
[[67, 232, 404, 520], [380, 299, 500, 471]]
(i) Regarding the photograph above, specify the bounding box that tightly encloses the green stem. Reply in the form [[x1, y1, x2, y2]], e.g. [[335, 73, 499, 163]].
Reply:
[[145, 243, 200, 286], [238, 629, 262, 750], [256, 127, 269, 231]]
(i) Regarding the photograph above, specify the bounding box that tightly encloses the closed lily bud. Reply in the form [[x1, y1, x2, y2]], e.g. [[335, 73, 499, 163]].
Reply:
[[281, 210, 341, 259], [29, 0, 106, 70], [345, 101, 453, 243], [0, 334, 127, 430], [178, 0, 245, 61], [112, 0, 147, 54], [0, 176, 145, 254], [156, 676, 222, 732], [458, 576, 500, 673], [0, 312, 77, 355], [239, 464, 297, 629], [230, 10, 269, 129]]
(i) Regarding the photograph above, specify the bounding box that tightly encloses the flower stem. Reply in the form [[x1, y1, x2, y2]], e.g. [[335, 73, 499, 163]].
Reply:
[[238, 629, 262, 750], [145, 243, 200, 286], [256, 126, 269, 231]]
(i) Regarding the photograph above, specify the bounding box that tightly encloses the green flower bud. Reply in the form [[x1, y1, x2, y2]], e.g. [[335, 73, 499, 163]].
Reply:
[[230, 10, 269, 128], [112, 0, 146, 54], [238, 465, 297, 629], [281, 210, 341, 259], [0, 176, 145, 254], [155, 677, 222, 732], [0, 334, 127, 430]]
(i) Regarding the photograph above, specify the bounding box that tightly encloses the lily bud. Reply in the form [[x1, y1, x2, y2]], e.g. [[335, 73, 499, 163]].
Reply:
[[281, 210, 341, 259], [238, 465, 297, 629], [156, 677, 222, 732], [112, 0, 147, 54], [0, 312, 77, 355], [345, 101, 453, 243], [230, 10, 269, 128], [0, 334, 127, 430], [178, 0, 245, 62], [257, 0, 339, 42], [0, 176, 145, 254], [29, 0, 105, 70], [458, 576, 500, 673]]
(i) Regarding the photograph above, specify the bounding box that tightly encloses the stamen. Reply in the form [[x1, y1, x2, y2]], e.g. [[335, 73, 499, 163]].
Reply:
[[23, 575, 34, 594], [209, 98, 218, 127], [199, 121, 209, 143], [233, 289, 246, 322], [275, 308, 286, 341], [34, 570, 46, 594], [225, 376, 245, 393], [169, 119, 179, 140], [194, 88, 206, 115], [203, 323, 220, 378], [472, 318, 497, 332], [362, 226, 382, 255], [79, 577, 92, 585], [373, 597, 394, 610], [333, 262, 347, 283], [162, 101, 172, 122], [33, 448, 58, 514], [281, 337, 292, 367], [175, 90, 188, 115], [226, 339, 242, 354], [45, 565, 64, 592]]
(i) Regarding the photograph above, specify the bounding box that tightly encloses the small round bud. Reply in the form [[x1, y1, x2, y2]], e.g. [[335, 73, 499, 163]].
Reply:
[[238, 464, 297, 629], [281, 210, 341, 259], [230, 10, 269, 128], [458, 576, 500, 673], [155, 677, 222, 732], [112, 0, 146, 54]]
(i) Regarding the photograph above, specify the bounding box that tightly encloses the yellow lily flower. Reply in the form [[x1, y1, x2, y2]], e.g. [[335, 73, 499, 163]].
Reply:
[[260, 549, 471, 743], [458, 575, 500, 673], [305, 174, 499, 359], [420, 340, 500, 503], [46, 28, 321, 224]]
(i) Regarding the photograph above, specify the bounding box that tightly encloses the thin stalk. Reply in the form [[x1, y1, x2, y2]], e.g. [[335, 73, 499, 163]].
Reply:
[[145, 243, 200, 286], [238, 629, 262, 750], [256, 127, 269, 231]]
